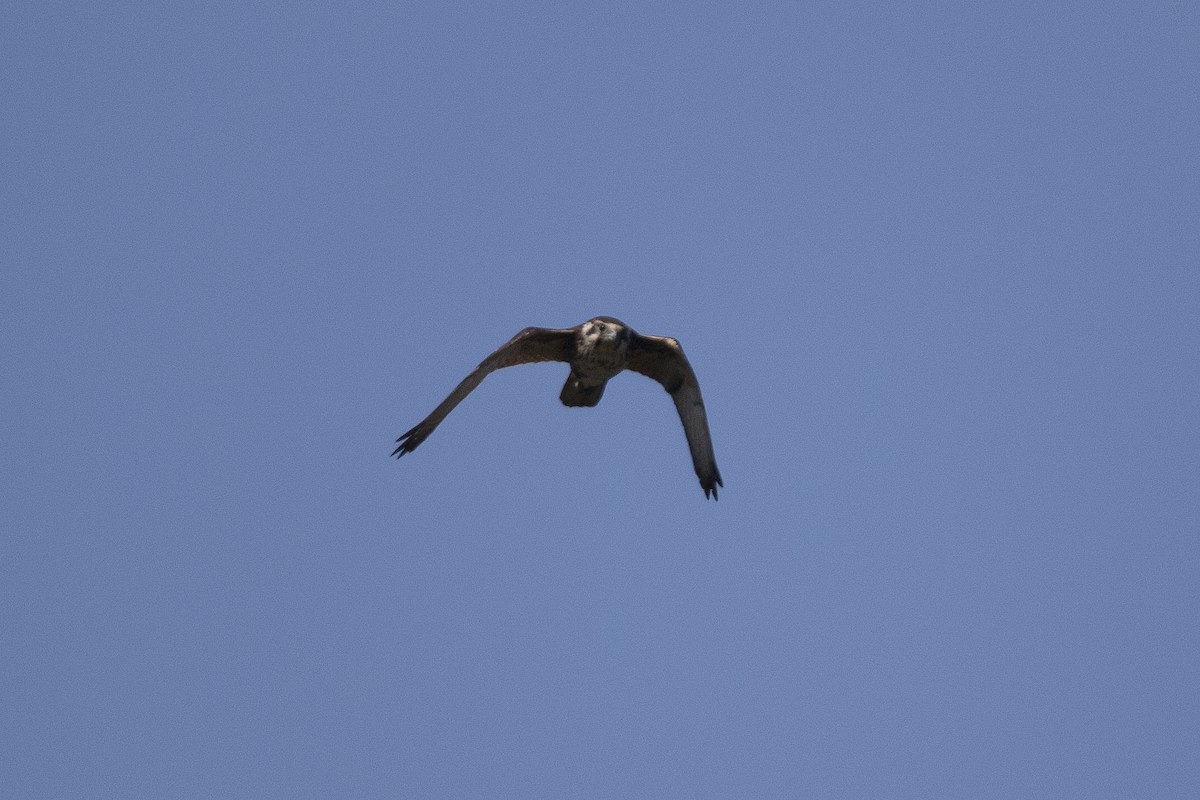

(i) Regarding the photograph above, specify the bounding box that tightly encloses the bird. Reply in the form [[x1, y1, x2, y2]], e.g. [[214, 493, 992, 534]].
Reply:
[[393, 316, 723, 499]]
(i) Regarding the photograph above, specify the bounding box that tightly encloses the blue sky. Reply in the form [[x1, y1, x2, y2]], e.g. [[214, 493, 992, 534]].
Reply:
[[3, 2, 1198, 797]]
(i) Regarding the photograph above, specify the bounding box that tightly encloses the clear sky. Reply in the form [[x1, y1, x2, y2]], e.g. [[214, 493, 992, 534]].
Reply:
[[3, 2, 1198, 797]]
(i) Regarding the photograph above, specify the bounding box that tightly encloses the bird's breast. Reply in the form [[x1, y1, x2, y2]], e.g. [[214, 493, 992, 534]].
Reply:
[[571, 336, 628, 382]]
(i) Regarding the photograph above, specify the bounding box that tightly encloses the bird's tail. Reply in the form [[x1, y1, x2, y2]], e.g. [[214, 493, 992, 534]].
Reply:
[[559, 376, 606, 407]]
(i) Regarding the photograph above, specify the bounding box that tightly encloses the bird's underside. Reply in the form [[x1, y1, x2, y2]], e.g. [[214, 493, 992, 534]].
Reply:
[[393, 316, 723, 499]]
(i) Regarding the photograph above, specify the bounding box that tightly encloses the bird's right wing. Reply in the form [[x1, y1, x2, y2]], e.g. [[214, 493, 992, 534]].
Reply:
[[393, 326, 574, 456]]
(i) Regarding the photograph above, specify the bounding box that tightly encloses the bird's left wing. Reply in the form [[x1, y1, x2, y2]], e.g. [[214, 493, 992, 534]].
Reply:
[[393, 326, 574, 456], [626, 334, 724, 499]]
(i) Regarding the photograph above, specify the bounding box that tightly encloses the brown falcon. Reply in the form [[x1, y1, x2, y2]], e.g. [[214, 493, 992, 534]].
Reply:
[[393, 317, 724, 499]]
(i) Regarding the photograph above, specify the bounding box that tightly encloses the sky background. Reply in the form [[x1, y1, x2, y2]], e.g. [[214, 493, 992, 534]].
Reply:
[[3, 2, 1198, 797]]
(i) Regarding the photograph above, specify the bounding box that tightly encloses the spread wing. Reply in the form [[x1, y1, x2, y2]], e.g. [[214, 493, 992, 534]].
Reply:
[[626, 333, 724, 499], [393, 326, 575, 457]]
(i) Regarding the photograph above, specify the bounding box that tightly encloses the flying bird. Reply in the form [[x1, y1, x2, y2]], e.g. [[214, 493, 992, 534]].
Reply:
[[393, 316, 723, 499]]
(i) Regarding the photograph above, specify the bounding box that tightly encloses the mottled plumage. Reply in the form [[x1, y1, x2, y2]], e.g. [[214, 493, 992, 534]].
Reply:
[[393, 317, 723, 499]]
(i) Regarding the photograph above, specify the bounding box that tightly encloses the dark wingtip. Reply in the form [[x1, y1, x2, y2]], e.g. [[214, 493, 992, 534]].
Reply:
[[392, 426, 421, 458]]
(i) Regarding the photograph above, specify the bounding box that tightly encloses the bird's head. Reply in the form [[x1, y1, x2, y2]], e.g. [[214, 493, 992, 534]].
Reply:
[[582, 316, 633, 346]]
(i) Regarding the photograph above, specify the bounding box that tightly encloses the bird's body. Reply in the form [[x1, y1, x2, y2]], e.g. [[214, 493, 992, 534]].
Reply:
[[394, 316, 723, 499], [558, 316, 632, 407]]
